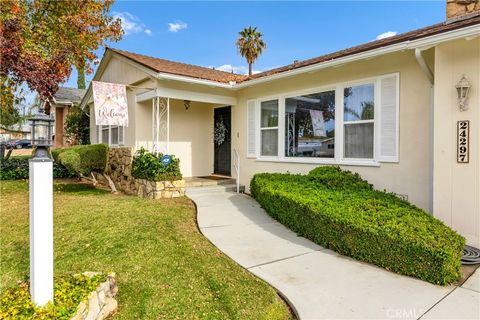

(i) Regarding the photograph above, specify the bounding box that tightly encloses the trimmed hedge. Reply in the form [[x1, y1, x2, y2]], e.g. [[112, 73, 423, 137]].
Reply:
[[250, 166, 465, 285], [0, 155, 75, 180], [52, 144, 108, 176], [132, 147, 182, 181]]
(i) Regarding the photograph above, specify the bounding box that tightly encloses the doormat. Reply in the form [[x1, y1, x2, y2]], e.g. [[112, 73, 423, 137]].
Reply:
[[198, 176, 230, 181]]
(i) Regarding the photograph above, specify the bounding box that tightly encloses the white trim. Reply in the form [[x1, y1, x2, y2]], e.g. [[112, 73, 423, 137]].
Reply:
[[136, 87, 237, 105], [234, 25, 480, 89], [81, 24, 479, 110], [246, 99, 258, 158], [255, 157, 380, 167]]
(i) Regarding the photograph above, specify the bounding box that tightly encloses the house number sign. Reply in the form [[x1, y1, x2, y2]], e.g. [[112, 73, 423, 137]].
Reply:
[[457, 120, 469, 163]]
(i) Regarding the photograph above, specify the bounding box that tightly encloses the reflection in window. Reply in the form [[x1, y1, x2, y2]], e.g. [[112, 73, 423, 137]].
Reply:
[[260, 100, 279, 156], [285, 91, 335, 158], [344, 84, 374, 159]]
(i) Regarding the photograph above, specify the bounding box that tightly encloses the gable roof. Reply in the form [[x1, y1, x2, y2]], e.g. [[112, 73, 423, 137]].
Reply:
[[54, 87, 87, 103], [110, 48, 246, 84], [107, 13, 479, 86]]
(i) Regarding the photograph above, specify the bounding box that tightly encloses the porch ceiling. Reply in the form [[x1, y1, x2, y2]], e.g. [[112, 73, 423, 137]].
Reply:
[[136, 87, 237, 106]]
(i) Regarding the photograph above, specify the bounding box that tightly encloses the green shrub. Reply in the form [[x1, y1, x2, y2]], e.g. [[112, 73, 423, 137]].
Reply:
[[0, 155, 75, 180], [0, 274, 105, 319], [250, 167, 465, 285], [132, 147, 182, 181], [53, 144, 108, 176]]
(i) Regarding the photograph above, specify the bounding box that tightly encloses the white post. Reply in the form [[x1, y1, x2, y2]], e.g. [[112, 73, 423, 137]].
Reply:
[[29, 156, 54, 306]]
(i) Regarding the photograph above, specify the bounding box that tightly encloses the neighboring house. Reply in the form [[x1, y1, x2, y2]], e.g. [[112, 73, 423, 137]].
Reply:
[[0, 125, 31, 142], [81, 3, 480, 247], [45, 87, 86, 147]]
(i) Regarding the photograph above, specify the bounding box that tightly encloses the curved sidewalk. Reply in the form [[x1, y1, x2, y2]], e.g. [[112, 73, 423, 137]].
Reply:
[[189, 190, 480, 320]]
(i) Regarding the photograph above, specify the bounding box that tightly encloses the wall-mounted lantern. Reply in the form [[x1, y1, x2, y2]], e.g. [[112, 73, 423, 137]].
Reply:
[[455, 75, 471, 112]]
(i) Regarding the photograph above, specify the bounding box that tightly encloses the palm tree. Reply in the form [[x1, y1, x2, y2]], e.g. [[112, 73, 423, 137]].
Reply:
[[236, 26, 266, 76]]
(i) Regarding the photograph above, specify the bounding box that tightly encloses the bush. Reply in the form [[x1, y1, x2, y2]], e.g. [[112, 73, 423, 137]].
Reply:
[[250, 166, 465, 285], [0, 274, 105, 319], [53, 144, 108, 176], [0, 155, 75, 180], [132, 147, 182, 181]]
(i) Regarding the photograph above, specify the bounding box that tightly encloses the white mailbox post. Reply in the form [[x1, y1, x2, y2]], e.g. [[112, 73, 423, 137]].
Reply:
[[28, 109, 55, 306]]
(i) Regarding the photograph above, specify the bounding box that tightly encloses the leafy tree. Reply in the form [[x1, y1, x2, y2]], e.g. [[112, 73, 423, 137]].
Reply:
[[65, 105, 90, 145], [0, 0, 123, 126], [236, 26, 266, 76]]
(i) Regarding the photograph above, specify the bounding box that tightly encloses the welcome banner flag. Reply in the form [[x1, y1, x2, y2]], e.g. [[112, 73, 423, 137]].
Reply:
[[93, 81, 129, 126]]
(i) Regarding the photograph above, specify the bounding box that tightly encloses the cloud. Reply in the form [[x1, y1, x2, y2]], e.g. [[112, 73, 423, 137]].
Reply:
[[168, 21, 187, 33], [210, 64, 261, 75], [113, 12, 151, 35], [375, 31, 397, 40]]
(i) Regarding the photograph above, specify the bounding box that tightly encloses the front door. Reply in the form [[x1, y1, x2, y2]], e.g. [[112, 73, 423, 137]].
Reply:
[[214, 106, 231, 175]]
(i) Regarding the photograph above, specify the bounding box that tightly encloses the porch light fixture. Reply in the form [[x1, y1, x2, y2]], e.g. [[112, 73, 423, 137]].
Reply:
[[184, 100, 191, 110], [456, 75, 471, 112], [29, 108, 54, 158]]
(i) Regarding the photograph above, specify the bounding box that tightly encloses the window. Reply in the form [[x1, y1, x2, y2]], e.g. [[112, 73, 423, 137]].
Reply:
[[285, 90, 335, 158], [246, 73, 399, 165], [343, 84, 375, 159], [260, 100, 278, 156], [97, 125, 124, 146]]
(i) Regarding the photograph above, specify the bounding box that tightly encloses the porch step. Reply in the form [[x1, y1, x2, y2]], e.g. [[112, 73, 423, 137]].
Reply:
[[186, 184, 245, 195], [184, 176, 237, 188]]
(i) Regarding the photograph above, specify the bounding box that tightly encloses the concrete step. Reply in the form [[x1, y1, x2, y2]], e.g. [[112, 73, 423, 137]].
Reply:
[[184, 177, 237, 188], [186, 184, 245, 195]]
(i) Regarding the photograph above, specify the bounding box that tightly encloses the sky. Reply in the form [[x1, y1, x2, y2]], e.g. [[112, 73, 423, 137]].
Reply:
[[63, 0, 447, 88]]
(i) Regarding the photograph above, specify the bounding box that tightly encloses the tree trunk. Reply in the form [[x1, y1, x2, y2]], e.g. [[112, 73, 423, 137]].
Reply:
[[77, 64, 86, 89], [248, 63, 252, 76]]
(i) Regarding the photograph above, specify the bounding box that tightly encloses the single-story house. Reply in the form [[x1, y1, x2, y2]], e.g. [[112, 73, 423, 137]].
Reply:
[[81, 3, 480, 247], [0, 125, 31, 142], [45, 87, 86, 147]]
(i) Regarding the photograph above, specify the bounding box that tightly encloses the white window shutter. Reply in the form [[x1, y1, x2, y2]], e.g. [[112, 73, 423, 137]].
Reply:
[[379, 74, 399, 162], [96, 125, 101, 143], [247, 99, 258, 158], [119, 126, 124, 145]]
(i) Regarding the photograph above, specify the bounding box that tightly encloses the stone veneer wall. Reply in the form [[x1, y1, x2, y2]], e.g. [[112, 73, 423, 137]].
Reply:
[[94, 147, 185, 199]]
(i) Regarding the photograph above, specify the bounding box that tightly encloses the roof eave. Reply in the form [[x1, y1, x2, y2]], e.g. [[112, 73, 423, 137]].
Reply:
[[234, 24, 480, 89]]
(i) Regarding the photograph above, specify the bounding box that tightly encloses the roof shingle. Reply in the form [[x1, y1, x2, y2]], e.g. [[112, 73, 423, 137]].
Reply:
[[108, 13, 480, 85]]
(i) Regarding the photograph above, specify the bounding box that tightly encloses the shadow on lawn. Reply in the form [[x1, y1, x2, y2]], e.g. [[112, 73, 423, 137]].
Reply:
[[54, 181, 109, 196]]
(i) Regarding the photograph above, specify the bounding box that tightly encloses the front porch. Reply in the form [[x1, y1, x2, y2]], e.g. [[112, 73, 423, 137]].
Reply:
[[134, 87, 239, 180]]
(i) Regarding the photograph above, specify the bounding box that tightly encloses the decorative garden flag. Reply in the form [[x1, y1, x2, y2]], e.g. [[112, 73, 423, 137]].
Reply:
[[93, 81, 128, 126]]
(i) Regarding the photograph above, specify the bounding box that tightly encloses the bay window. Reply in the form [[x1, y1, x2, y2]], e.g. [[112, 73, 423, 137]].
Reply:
[[247, 73, 399, 165]]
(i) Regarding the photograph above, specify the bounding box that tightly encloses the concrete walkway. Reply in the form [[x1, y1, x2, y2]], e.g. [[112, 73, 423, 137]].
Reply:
[[189, 190, 480, 320]]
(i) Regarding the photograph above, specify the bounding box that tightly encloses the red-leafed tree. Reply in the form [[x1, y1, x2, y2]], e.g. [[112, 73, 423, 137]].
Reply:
[[0, 0, 123, 126]]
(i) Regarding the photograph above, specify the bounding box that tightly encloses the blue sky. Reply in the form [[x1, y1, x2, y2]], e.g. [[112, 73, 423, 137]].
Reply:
[[63, 1, 447, 87]]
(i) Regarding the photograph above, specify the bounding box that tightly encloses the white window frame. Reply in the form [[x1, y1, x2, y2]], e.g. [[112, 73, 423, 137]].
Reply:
[[250, 73, 399, 167], [97, 125, 124, 147], [258, 97, 281, 159]]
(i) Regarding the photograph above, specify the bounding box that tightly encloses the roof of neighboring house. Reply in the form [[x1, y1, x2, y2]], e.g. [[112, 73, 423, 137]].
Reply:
[[110, 48, 246, 84], [54, 87, 87, 103], [107, 13, 479, 85]]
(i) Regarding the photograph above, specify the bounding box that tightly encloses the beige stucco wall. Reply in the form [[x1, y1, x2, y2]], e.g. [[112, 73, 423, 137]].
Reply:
[[234, 50, 434, 211], [434, 38, 480, 247], [135, 99, 215, 177]]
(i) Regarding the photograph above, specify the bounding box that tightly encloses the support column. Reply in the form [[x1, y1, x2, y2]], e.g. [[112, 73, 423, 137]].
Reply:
[[152, 96, 170, 155], [29, 157, 54, 306]]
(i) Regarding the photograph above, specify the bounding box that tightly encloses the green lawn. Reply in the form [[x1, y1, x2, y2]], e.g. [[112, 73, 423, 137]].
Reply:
[[0, 180, 292, 319]]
